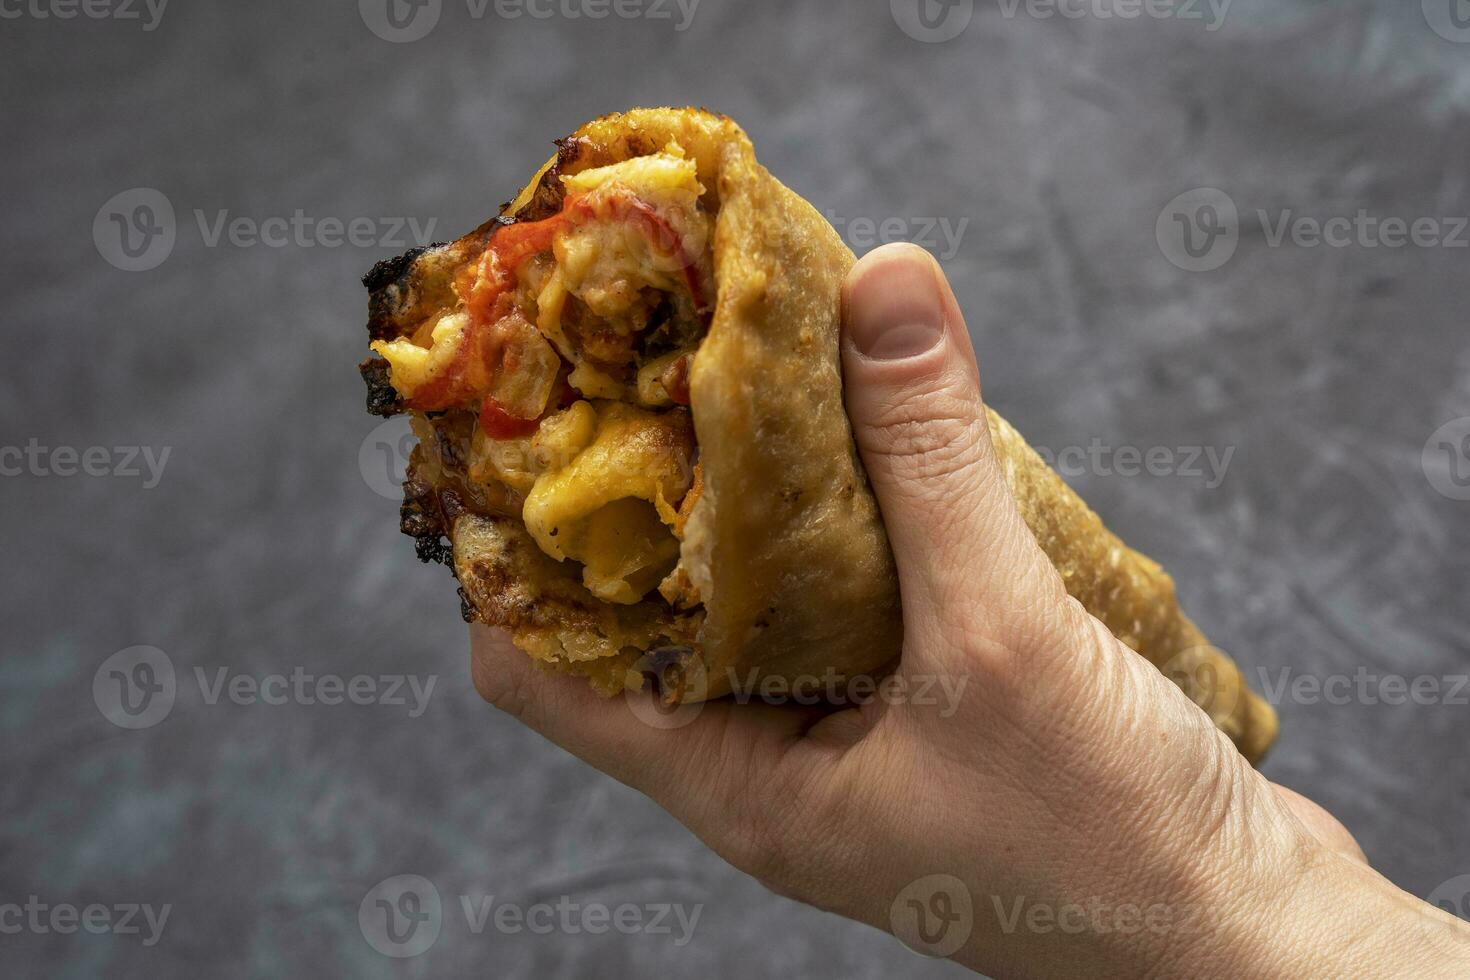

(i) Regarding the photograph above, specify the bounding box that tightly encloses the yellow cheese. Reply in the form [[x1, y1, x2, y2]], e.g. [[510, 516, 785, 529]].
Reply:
[[370, 312, 469, 400], [561, 141, 703, 199], [522, 401, 692, 604]]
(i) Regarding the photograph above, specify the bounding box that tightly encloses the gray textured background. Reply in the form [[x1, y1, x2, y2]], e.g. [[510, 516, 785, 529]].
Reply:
[[3, 0, 1469, 976]]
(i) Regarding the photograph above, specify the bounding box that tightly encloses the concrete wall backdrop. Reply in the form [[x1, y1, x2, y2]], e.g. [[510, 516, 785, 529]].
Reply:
[[2, 0, 1468, 976]]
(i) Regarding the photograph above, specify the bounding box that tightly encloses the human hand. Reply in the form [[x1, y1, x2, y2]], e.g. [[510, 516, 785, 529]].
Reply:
[[471, 243, 1470, 978]]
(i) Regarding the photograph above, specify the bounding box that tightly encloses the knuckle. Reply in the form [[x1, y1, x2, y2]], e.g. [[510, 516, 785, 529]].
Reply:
[[714, 763, 825, 893], [707, 746, 895, 912], [913, 554, 1074, 669], [720, 805, 795, 889], [1008, 592, 1097, 665], [856, 376, 987, 485], [720, 787, 798, 883]]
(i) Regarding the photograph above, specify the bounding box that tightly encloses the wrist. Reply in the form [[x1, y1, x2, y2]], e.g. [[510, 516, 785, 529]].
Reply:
[[1184, 834, 1470, 979]]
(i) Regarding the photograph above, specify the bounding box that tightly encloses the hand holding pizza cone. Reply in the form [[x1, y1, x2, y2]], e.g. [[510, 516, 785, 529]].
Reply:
[[470, 244, 1470, 978], [359, 109, 1468, 974]]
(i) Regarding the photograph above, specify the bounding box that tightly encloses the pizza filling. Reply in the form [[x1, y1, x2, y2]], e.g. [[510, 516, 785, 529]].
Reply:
[[371, 142, 711, 608]]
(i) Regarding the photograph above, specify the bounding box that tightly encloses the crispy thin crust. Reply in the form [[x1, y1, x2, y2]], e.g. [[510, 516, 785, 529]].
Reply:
[[681, 121, 904, 699], [362, 107, 1278, 763], [453, 512, 697, 696], [987, 411, 1278, 762]]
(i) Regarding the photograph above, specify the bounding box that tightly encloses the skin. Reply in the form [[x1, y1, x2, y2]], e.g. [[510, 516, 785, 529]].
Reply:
[[471, 243, 1470, 978]]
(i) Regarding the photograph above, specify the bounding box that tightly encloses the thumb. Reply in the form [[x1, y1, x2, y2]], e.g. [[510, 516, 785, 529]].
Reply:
[[840, 243, 1075, 661]]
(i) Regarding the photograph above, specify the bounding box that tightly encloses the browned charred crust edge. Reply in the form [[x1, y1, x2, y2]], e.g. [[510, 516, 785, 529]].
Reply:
[[403, 467, 484, 626], [400, 461, 457, 568], [507, 137, 582, 222], [364, 245, 436, 342], [457, 585, 479, 624], [360, 357, 402, 417], [358, 109, 728, 351], [361, 136, 590, 347], [362, 244, 432, 293]]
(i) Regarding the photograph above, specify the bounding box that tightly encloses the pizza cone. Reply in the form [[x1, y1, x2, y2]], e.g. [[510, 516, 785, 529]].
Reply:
[[359, 107, 1278, 763]]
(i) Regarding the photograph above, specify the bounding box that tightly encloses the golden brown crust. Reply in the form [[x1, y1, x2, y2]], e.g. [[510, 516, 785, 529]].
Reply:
[[986, 411, 1279, 762], [452, 512, 700, 695], [682, 121, 904, 698]]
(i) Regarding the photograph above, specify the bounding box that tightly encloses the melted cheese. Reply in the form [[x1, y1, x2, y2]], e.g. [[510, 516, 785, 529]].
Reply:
[[522, 401, 692, 604], [384, 142, 712, 608], [560, 141, 703, 199], [370, 312, 470, 400]]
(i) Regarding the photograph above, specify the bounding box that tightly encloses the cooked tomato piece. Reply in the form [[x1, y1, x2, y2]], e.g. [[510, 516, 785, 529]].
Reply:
[[478, 396, 542, 440]]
